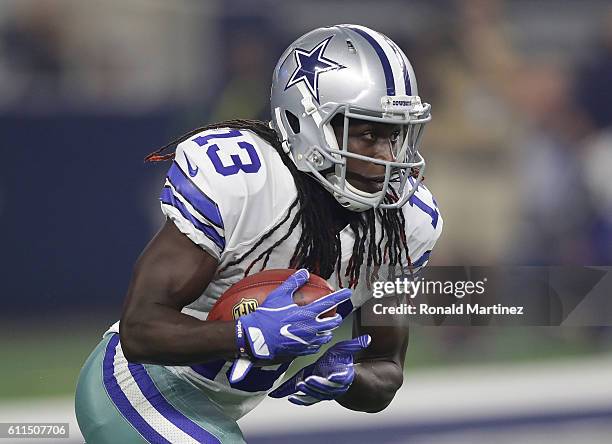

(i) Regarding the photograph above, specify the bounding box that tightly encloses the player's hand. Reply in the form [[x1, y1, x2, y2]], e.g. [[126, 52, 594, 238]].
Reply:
[[268, 335, 371, 406], [238, 269, 349, 360]]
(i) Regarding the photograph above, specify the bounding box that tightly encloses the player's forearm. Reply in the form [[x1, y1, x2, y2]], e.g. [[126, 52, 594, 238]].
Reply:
[[120, 304, 237, 365], [336, 360, 403, 413]]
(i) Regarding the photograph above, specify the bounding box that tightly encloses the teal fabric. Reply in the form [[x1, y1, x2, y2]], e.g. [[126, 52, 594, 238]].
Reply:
[[75, 335, 246, 443]]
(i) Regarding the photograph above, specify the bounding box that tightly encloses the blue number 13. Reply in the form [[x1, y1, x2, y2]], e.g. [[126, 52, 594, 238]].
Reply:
[[192, 130, 261, 176], [206, 142, 261, 176]]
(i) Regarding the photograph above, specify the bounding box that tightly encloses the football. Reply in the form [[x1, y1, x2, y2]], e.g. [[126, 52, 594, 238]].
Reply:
[[207, 269, 336, 322]]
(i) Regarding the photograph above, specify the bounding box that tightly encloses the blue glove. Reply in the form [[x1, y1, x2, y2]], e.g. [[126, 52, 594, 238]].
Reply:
[[230, 269, 351, 383], [268, 334, 371, 406]]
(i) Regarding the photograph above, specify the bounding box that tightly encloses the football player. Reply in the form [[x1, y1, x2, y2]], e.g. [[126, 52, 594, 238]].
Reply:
[[75, 24, 442, 443]]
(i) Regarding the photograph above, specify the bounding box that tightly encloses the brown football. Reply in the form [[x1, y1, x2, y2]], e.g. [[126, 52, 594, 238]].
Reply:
[[207, 269, 336, 322]]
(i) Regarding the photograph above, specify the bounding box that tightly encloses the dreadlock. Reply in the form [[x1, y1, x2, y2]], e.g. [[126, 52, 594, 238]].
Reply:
[[146, 119, 411, 288]]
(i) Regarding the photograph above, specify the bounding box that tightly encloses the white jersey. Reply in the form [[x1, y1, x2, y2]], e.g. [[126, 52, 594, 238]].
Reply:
[[107, 127, 442, 420]]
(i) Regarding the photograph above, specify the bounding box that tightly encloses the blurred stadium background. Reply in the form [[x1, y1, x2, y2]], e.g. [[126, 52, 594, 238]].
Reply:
[[1, 0, 611, 442]]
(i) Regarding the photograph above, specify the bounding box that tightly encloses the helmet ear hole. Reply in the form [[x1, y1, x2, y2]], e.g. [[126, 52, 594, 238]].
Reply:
[[285, 110, 300, 134], [330, 114, 344, 128]]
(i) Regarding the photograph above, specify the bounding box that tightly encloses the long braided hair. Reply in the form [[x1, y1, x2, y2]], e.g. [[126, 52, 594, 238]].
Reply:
[[146, 119, 411, 288]]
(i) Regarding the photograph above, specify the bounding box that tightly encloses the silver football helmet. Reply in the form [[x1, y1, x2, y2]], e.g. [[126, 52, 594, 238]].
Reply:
[[270, 24, 431, 212]]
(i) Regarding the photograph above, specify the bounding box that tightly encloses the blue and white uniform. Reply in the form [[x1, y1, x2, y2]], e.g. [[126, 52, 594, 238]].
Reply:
[[108, 127, 441, 411], [80, 127, 442, 443]]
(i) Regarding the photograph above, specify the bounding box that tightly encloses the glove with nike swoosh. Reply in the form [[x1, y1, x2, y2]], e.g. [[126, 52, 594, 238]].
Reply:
[[268, 334, 371, 406], [231, 269, 351, 382]]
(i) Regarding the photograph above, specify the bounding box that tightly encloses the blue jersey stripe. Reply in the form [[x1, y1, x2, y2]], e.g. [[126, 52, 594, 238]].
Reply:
[[346, 26, 395, 96], [102, 335, 171, 444], [412, 250, 431, 267], [167, 162, 223, 228], [127, 362, 221, 444], [161, 187, 225, 250]]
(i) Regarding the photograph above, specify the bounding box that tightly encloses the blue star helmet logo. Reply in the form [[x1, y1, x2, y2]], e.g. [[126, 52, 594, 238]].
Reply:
[[285, 36, 345, 103]]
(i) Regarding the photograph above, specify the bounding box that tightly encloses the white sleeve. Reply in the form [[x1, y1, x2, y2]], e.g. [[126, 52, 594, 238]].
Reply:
[[160, 139, 227, 259], [159, 127, 283, 260], [402, 179, 444, 274]]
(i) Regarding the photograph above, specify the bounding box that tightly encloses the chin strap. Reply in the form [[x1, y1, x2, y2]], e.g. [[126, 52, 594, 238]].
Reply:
[[325, 172, 383, 212]]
